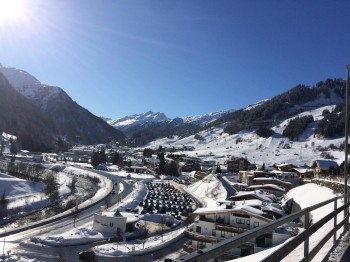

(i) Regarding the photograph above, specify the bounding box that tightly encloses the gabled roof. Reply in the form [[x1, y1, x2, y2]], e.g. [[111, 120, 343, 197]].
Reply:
[[291, 168, 313, 174], [312, 160, 339, 170], [228, 190, 275, 202], [248, 184, 285, 192]]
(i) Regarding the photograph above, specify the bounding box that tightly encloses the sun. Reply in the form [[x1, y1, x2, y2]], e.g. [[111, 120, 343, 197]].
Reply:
[[0, 0, 26, 23]]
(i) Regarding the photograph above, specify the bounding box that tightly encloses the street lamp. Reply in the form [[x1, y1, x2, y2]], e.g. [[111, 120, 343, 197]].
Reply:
[[344, 64, 350, 230]]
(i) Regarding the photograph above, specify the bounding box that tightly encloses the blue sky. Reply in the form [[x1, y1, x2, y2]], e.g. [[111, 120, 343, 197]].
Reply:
[[0, 0, 350, 119]]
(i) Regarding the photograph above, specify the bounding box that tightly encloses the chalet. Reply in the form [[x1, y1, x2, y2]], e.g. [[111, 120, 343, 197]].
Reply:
[[227, 157, 256, 173], [270, 170, 301, 187], [239, 170, 276, 185], [312, 160, 339, 178], [63, 152, 80, 162], [184, 204, 290, 259], [227, 191, 276, 203], [252, 177, 292, 191], [272, 163, 297, 172], [124, 166, 152, 174], [247, 184, 285, 197], [291, 167, 314, 179], [194, 171, 209, 180], [200, 160, 217, 172]]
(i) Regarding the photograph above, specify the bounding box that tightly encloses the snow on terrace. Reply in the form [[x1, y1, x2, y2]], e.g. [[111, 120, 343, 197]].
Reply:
[[234, 183, 342, 262]]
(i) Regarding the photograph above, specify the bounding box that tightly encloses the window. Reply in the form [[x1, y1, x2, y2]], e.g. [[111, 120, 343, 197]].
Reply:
[[212, 229, 216, 236], [247, 220, 250, 225], [109, 223, 114, 227], [221, 231, 225, 237], [236, 218, 245, 224], [196, 226, 202, 233], [253, 222, 259, 228], [197, 241, 205, 249]]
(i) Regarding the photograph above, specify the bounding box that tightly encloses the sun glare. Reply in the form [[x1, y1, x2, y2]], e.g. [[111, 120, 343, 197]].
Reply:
[[0, 0, 26, 23]]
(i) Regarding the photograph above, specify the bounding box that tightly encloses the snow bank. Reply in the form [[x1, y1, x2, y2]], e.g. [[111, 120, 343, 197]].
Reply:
[[187, 173, 226, 207], [31, 227, 106, 246]]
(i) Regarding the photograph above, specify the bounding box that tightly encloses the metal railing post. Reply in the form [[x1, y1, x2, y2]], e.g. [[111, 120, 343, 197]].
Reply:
[[334, 198, 337, 243], [345, 64, 350, 231], [304, 209, 310, 262]]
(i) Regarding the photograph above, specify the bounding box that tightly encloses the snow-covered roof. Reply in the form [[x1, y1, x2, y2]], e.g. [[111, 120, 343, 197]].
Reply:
[[312, 160, 339, 170], [261, 204, 285, 216], [194, 205, 271, 222], [248, 184, 285, 192], [100, 211, 139, 223], [230, 190, 275, 202], [291, 168, 313, 174], [271, 170, 295, 175], [217, 199, 263, 207], [253, 177, 292, 185]]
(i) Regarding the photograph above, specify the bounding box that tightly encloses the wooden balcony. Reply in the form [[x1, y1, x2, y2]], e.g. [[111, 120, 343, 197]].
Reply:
[[185, 230, 222, 243], [216, 223, 248, 234]]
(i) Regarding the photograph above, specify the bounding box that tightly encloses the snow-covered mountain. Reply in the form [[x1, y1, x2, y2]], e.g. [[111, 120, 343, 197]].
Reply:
[[108, 111, 170, 128], [0, 65, 124, 150], [0, 66, 62, 110], [109, 110, 233, 129], [182, 110, 235, 126], [108, 110, 234, 145]]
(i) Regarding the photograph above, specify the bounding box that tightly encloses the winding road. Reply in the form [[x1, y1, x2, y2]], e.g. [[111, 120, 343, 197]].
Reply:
[[1, 167, 131, 261]]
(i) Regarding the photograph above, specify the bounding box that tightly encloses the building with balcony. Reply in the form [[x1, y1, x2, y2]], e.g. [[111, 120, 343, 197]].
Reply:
[[185, 204, 290, 260]]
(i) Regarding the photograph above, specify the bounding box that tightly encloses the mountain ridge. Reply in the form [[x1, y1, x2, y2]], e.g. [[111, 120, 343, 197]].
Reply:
[[0, 65, 125, 151]]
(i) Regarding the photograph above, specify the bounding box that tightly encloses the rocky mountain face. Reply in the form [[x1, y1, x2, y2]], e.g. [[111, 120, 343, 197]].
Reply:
[[0, 72, 55, 151], [0, 66, 125, 151], [108, 110, 233, 146]]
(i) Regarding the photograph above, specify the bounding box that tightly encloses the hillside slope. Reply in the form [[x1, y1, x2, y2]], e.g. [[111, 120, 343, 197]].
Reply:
[[0, 73, 56, 151], [0, 66, 125, 149]]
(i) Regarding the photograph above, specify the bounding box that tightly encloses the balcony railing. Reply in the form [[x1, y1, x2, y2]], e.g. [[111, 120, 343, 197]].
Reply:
[[215, 223, 247, 234], [176, 195, 350, 262]]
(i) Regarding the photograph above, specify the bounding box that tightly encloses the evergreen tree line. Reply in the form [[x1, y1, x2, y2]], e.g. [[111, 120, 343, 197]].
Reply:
[[91, 149, 124, 167], [157, 152, 179, 177], [90, 148, 107, 167], [315, 103, 347, 138], [283, 115, 314, 141], [255, 127, 274, 138], [213, 79, 345, 135]]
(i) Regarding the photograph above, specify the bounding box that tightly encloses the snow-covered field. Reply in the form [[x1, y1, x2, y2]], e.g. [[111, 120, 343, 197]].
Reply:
[[146, 105, 345, 169], [0, 171, 71, 219]]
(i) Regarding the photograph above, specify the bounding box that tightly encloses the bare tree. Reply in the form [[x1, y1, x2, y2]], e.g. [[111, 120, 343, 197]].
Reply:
[[140, 221, 151, 249]]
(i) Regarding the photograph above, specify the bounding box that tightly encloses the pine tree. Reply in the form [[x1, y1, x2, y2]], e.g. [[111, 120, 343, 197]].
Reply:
[[91, 151, 99, 167], [158, 152, 165, 175], [168, 161, 179, 177], [99, 148, 106, 164]]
